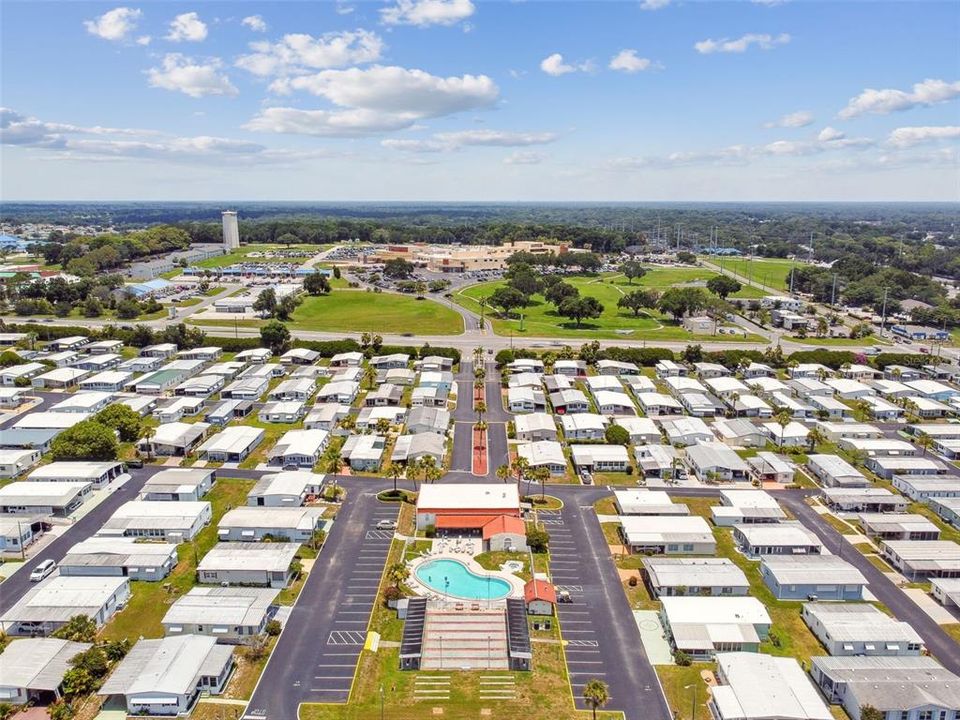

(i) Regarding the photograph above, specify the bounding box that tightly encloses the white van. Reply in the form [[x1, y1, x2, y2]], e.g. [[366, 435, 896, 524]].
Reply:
[[29, 558, 56, 582]]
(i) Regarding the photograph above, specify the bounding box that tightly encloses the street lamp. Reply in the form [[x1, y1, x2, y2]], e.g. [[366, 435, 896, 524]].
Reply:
[[379, 683, 384, 720], [684, 683, 697, 720]]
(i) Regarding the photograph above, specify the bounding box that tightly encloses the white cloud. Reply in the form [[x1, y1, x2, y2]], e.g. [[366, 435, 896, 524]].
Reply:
[[236, 30, 384, 77], [504, 151, 546, 165], [764, 110, 814, 128], [752, 0, 787, 5], [249, 65, 498, 138], [241, 15, 268, 32], [83, 7, 142, 42], [136, 35, 151, 46], [838, 78, 960, 120], [336, 3, 355, 15], [540, 53, 593, 76], [166, 12, 208, 42], [694, 32, 790, 54], [640, 0, 670, 9], [382, 129, 557, 153], [381, 0, 475, 27], [609, 49, 657, 73], [887, 126, 960, 147], [245, 107, 415, 137], [146, 54, 238, 98], [269, 65, 498, 116], [0, 107, 333, 166]]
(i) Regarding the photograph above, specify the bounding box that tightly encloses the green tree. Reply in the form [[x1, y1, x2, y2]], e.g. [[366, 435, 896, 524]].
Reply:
[[61, 668, 96, 700], [51, 615, 97, 642], [51, 422, 118, 461], [253, 288, 278, 317], [621, 260, 646, 284], [544, 281, 578, 308], [115, 299, 141, 319], [387, 562, 410, 589], [559, 296, 603, 328], [276, 232, 299, 246], [0, 351, 21, 368], [496, 464, 511, 483], [275, 293, 301, 321], [94, 404, 143, 442], [303, 272, 332, 295], [582, 679, 610, 720], [526, 526, 550, 553], [617, 289, 659, 317], [657, 287, 709, 322], [706, 274, 743, 299], [386, 462, 404, 494], [489, 286, 528, 317], [604, 424, 630, 445], [859, 705, 884, 720], [260, 320, 291, 354], [82, 296, 103, 318], [383, 258, 415, 280]]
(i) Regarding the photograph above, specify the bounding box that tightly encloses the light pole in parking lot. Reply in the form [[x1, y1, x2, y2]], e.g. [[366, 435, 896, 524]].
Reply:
[[379, 683, 384, 720]]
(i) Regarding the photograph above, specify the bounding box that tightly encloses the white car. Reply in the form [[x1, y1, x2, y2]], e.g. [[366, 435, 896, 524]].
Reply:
[[29, 558, 56, 582]]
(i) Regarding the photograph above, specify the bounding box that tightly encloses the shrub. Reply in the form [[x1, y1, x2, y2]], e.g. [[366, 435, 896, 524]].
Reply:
[[264, 619, 282, 636], [527, 527, 550, 553], [673, 650, 692, 666], [627, 576, 638, 587], [424, 524, 436, 538]]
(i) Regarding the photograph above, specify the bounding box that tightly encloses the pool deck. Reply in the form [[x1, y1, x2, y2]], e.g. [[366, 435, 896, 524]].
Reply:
[[406, 540, 526, 601]]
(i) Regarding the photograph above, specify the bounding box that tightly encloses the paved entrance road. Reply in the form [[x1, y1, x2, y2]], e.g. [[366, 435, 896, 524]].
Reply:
[[243, 489, 397, 720], [548, 493, 671, 720], [777, 491, 960, 675]]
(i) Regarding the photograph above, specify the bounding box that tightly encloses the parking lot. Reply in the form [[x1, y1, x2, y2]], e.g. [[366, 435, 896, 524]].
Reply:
[[244, 492, 397, 720], [547, 502, 671, 720]]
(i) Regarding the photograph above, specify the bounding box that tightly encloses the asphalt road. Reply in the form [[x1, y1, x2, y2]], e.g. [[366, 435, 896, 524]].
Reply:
[[546, 491, 672, 720], [243, 488, 397, 720], [777, 491, 960, 675], [0, 465, 161, 614]]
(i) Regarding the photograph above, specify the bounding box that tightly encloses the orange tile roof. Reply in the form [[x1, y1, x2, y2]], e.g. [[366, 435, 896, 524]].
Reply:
[[524, 579, 557, 604], [481, 515, 526, 540], [434, 514, 499, 529]]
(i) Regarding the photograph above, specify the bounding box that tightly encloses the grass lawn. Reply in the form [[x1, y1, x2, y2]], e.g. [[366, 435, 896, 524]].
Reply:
[[702, 257, 799, 291], [657, 664, 714, 720], [473, 550, 537, 581], [788, 335, 884, 347], [100, 477, 255, 641], [288, 291, 464, 336], [942, 624, 960, 644], [455, 274, 764, 341]]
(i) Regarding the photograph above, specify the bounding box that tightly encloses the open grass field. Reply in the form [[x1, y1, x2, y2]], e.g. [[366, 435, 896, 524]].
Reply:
[[702, 256, 800, 291], [289, 291, 464, 335], [100, 477, 255, 642], [455, 272, 764, 341]]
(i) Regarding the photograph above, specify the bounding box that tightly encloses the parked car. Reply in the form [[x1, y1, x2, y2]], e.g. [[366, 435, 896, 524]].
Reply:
[[376, 519, 397, 530], [126, 459, 144, 469], [29, 558, 56, 582]]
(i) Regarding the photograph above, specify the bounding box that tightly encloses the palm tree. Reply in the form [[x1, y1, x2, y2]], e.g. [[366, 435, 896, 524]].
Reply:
[[816, 316, 828, 338], [363, 365, 377, 390], [475, 400, 487, 423], [386, 462, 404, 494], [420, 455, 439, 484], [387, 562, 409, 589], [476, 420, 488, 450], [338, 415, 356, 432], [532, 465, 550, 502], [915, 432, 933, 455], [474, 366, 486, 382], [328, 454, 343, 476], [405, 459, 421, 492], [141, 425, 156, 461], [582, 679, 610, 720], [511, 455, 530, 494], [806, 426, 826, 453], [774, 408, 792, 450], [496, 464, 511, 483], [854, 399, 872, 422], [414, 280, 427, 299]]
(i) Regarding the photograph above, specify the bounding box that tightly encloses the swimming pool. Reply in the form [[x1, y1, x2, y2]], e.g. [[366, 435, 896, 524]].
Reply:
[[415, 558, 512, 600]]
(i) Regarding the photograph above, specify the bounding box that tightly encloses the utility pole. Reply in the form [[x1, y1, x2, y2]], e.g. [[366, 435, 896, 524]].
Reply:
[[831, 274, 838, 307], [879, 287, 889, 338]]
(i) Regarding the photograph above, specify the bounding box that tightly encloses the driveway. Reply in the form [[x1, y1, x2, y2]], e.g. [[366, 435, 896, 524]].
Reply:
[[243, 490, 397, 720], [545, 496, 671, 720]]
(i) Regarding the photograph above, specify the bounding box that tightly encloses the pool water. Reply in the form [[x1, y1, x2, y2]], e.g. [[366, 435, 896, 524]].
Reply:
[[415, 559, 512, 600]]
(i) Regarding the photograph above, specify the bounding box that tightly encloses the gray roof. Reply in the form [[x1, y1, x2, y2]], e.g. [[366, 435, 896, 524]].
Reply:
[[61, 537, 177, 569], [804, 602, 922, 644], [642, 558, 748, 589], [162, 587, 279, 627], [0, 638, 92, 690], [1, 576, 128, 625], [198, 542, 299, 572], [811, 656, 960, 712], [99, 635, 232, 697], [761, 555, 866, 586]]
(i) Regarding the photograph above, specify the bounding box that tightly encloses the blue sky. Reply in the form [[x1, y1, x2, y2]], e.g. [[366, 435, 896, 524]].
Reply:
[[1, 0, 958, 201]]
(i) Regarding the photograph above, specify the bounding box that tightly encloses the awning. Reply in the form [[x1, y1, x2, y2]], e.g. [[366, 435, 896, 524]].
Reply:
[[435, 515, 499, 530]]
